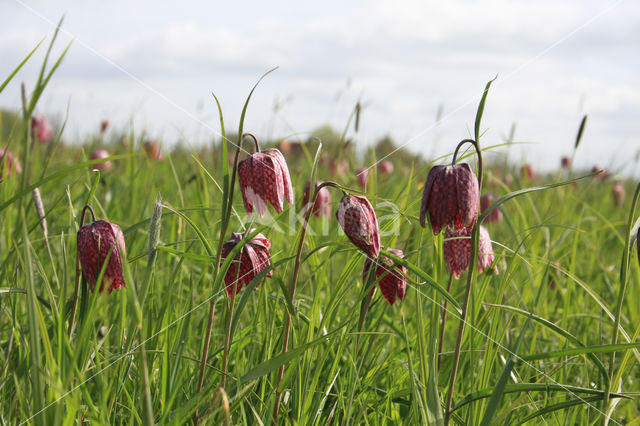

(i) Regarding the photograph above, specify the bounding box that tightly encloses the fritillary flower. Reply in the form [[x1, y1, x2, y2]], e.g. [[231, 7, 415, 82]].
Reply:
[[363, 248, 407, 305], [77, 218, 127, 293], [220, 230, 272, 297], [337, 193, 380, 258], [420, 163, 479, 235]]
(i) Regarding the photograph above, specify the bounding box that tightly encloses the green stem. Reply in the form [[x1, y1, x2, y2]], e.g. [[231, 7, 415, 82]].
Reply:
[[194, 133, 257, 424], [437, 273, 454, 370], [67, 205, 96, 339], [445, 139, 483, 425], [603, 181, 640, 420], [273, 181, 338, 421]]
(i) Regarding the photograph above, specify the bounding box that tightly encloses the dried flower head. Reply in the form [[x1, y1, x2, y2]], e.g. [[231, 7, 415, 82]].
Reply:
[[337, 193, 380, 258], [238, 148, 294, 217], [220, 230, 273, 297], [363, 248, 408, 305], [420, 163, 479, 235], [77, 219, 127, 293]]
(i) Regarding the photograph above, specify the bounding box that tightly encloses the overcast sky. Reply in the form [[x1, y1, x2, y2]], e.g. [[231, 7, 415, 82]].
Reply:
[[1, 0, 639, 175]]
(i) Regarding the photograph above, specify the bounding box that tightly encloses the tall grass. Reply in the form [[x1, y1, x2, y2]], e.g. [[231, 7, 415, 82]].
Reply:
[[1, 26, 639, 425]]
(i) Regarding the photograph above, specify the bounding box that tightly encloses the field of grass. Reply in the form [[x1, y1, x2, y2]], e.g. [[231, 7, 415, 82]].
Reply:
[[1, 29, 640, 425]]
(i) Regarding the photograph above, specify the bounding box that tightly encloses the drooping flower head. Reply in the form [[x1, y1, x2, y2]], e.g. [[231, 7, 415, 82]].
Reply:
[[521, 163, 535, 180], [480, 193, 503, 224], [31, 116, 53, 143], [363, 248, 408, 305], [90, 148, 113, 171], [379, 160, 394, 175], [612, 181, 625, 207], [220, 230, 273, 298], [444, 225, 498, 279], [238, 148, 294, 217], [337, 193, 380, 258], [355, 167, 368, 187], [77, 218, 127, 293], [143, 140, 163, 160], [420, 163, 479, 235], [0, 147, 22, 179], [591, 165, 609, 180], [302, 181, 331, 218], [561, 156, 571, 169]]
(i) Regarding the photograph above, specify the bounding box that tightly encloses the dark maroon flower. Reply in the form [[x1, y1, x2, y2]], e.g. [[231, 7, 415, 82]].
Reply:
[[444, 225, 497, 279], [363, 248, 408, 305], [480, 193, 503, 224], [379, 160, 394, 174], [355, 167, 368, 187], [144, 140, 163, 160], [0, 147, 22, 179], [77, 220, 127, 293], [420, 163, 479, 235], [220, 230, 273, 298], [302, 181, 331, 218], [238, 148, 294, 217], [337, 194, 380, 258], [90, 149, 113, 171], [31, 116, 53, 143], [561, 156, 571, 169]]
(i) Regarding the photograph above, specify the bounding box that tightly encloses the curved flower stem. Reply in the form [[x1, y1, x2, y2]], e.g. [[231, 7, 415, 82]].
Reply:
[[67, 205, 97, 339], [437, 272, 454, 370], [242, 132, 261, 153], [445, 139, 483, 425], [194, 133, 257, 424], [273, 181, 338, 421], [603, 181, 640, 420]]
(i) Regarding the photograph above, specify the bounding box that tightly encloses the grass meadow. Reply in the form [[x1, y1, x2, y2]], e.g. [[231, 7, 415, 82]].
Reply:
[[1, 27, 640, 425]]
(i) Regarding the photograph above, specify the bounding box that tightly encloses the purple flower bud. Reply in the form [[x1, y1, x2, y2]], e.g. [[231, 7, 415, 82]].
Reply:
[[363, 248, 408, 305], [220, 230, 273, 298], [77, 220, 127, 293], [355, 167, 368, 187], [90, 149, 113, 171], [420, 164, 479, 234], [302, 181, 331, 218], [0, 147, 22, 179], [238, 148, 294, 217], [31, 116, 53, 143], [336, 194, 380, 258], [378, 160, 394, 174], [144, 140, 163, 160]]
